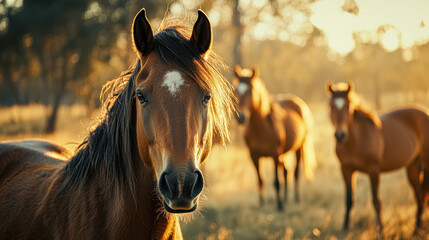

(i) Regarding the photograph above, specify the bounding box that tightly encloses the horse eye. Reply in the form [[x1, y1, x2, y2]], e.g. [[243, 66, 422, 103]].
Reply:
[[136, 90, 147, 104], [203, 94, 211, 105]]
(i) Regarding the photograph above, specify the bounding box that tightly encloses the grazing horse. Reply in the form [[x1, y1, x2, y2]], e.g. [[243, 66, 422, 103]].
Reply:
[[326, 81, 429, 232], [233, 65, 316, 210], [0, 9, 234, 239]]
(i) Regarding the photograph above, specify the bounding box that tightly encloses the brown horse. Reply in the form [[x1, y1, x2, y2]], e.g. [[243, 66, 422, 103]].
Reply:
[[326, 81, 429, 233], [233, 65, 316, 210], [0, 9, 234, 239]]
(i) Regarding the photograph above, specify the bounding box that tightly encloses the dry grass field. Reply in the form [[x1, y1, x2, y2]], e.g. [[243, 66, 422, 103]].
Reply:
[[1, 104, 429, 239]]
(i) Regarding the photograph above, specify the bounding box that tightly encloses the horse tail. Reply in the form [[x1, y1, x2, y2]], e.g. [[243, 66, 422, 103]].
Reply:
[[300, 102, 317, 182]]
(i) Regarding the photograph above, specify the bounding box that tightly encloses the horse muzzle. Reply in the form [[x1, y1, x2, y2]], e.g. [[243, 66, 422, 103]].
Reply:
[[335, 130, 348, 143], [158, 168, 204, 213]]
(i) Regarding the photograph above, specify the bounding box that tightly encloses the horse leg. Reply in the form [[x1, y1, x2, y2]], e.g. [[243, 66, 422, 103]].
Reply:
[[251, 153, 264, 207], [273, 156, 283, 211], [283, 164, 288, 203], [406, 158, 423, 233], [341, 166, 354, 230], [369, 172, 383, 231], [294, 148, 301, 203]]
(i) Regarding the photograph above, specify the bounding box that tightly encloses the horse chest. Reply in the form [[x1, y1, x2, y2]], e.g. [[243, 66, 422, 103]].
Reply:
[[334, 145, 367, 170], [245, 124, 280, 156], [335, 121, 385, 172]]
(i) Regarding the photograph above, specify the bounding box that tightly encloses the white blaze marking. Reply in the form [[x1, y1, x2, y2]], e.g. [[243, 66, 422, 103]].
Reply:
[[162, 71, 184, 95], [334, 98, 346, 109], [237, 83, 249, 95]]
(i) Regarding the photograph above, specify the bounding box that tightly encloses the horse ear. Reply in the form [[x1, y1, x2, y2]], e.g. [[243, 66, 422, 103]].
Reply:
[[190, 10, 212, 55], [347, 81, 354, 95], [251, 65, 259, 79], [132, 8, 154, 57], [326, 80, 334, 96], [234, 65, 241, 78]]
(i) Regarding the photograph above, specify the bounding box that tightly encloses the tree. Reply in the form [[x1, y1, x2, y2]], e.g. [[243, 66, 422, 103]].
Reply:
[[232, 0, 242, 66], [0, 0, 170, 133]]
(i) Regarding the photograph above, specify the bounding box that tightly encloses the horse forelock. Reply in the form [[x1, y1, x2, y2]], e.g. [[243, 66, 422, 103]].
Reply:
[[152, 21, 235, 145], [251, 78, 272, 117]]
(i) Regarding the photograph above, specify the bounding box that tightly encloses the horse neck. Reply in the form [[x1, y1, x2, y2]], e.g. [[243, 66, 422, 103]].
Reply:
[[63, 143, 179, 238], [114, 152, 180, 239], [249, 79, 272, 120], [345, 108, 377, 147]]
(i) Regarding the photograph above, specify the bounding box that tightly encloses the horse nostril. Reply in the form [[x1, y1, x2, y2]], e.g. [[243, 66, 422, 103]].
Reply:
[[335, 131, 347, 143], [335, 132, 340, 140], [158, 172, 172, 199], [235, 112, 246, 124], [191, 170, 204, 198]]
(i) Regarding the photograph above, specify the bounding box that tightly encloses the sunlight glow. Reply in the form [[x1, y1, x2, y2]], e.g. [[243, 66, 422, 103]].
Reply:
[[0, 18, 7, 32], [311, 0, 429, 55], [6, 0, 22, 9], [170, 0, 202, 15], [402, 49, 414, 62], [244, 1, 312, 46], [207, 0, 232, 27], [84, 2, 102, 20], [170, 3, 184, 15], [240, 0, 267, 9], [380, 28, 400, 52], [1, 0, 24, 32], [0, 5, 5, 15]]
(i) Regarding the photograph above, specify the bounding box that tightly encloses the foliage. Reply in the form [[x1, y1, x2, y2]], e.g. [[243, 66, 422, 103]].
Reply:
[[0, 0, 170, 132]]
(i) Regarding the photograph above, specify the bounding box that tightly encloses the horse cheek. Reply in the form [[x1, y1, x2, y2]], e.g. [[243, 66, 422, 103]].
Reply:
[[136, 107, 154, 170]]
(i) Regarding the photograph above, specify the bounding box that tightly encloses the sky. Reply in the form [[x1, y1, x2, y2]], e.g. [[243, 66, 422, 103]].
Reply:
[[311, 0, 429, 55]]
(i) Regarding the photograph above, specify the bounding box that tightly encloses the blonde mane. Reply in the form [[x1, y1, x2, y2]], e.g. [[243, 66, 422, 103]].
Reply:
[[349, 93, 382, 128], [251, 77, 272, 117]]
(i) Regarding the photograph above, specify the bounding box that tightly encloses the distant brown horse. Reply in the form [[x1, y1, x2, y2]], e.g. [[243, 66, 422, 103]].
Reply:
[[0, 9, 234, 239], [233, 65, 316, 210], [326, 81, 429, 232]]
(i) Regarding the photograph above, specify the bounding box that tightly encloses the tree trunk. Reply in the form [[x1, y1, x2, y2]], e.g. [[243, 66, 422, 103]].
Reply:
[[45, 87, 64, 133], [232, 0, 242, 66], [373, 75, 382, 110], [45, 55, 68, 134], [2, 60, 21, 104]]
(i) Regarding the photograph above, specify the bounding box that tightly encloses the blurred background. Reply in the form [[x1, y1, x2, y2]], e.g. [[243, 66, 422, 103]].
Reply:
[[1, 0, 429, 239]]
